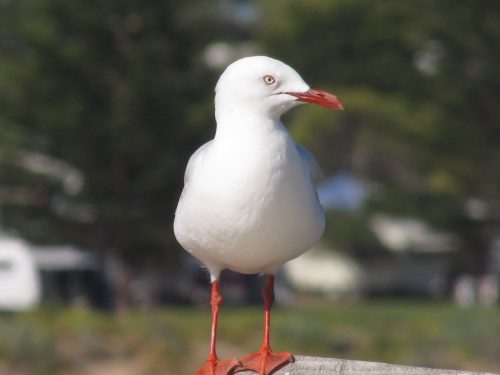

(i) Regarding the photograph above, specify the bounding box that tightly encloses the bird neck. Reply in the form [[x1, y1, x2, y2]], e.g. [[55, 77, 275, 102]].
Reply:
[[214, 106, 283, 140]]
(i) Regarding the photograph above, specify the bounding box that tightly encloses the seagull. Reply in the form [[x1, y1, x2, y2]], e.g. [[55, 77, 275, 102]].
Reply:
[[174, 56, 343, 375]]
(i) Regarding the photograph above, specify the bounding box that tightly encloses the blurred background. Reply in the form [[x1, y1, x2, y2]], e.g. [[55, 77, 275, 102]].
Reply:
[[1, 0, 499, 374]]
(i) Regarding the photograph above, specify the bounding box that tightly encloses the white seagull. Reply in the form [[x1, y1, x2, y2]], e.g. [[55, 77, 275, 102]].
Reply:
[[174, 56, 343, 375]]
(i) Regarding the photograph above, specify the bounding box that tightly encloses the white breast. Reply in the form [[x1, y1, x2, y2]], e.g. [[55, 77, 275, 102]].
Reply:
[[174, 123, 325, 275]]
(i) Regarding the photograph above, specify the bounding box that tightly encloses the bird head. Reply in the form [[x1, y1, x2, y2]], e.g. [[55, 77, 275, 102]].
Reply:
[[215, 56, 343, 121]]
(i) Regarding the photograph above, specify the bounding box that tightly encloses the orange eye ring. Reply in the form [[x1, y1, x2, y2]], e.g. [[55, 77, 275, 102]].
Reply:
[[263, 75, 276, 85]]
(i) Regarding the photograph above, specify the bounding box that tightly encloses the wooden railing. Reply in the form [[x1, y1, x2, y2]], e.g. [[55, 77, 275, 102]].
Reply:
[[237, 356, 499, 375]]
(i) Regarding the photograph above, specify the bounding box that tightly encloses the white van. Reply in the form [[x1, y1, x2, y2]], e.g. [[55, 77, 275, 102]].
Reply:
[[0, 234, 41, 311]]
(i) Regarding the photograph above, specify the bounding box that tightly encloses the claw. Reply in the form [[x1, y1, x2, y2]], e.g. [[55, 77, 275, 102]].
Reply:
[[238, 349, 294, 375], [194, 357, 243, 375]]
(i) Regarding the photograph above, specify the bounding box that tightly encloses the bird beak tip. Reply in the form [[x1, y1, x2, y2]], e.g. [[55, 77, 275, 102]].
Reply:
[[287, 89, 343, 111]]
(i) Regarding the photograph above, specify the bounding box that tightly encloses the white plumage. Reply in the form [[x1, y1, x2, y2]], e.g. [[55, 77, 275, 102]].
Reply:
[[173, 56, 343, 375], [174, 56, 327, 280]]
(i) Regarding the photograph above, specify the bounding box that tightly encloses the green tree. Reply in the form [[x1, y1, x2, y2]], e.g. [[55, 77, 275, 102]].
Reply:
[[0, 0, 219, 306], [259, 0, 500, 272]]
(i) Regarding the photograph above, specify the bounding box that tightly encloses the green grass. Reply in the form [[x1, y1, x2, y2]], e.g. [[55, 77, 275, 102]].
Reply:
[[0, 301, 499, 374]]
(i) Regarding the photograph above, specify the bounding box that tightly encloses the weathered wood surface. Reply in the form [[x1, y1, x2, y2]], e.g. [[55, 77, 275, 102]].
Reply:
[[237, 356, 499, 375]]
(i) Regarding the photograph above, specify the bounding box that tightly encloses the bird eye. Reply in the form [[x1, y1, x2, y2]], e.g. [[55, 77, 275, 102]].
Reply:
[[263, 75, 276, 85]]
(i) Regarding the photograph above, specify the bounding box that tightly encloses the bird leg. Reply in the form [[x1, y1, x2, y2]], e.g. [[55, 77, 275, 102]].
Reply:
[[195, 281, 242, 375], [239, 274, 294, 375]]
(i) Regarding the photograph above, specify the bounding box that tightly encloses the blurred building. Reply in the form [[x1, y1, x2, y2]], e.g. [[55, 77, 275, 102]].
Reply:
[[284, 173, 462, 299], [0, 232, 111, 311]]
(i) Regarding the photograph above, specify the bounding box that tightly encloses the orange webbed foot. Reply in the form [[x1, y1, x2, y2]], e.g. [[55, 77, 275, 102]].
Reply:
[[238, 349, 294, 375], [194, 357, 242, 375]]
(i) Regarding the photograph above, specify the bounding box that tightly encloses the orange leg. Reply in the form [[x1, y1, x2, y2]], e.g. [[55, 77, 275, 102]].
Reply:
[[195, 281, 241, 375], [239, 275, 294, 375]]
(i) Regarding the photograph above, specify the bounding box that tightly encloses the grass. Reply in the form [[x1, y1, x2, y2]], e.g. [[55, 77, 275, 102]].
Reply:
[[0, 300, 499, 374]]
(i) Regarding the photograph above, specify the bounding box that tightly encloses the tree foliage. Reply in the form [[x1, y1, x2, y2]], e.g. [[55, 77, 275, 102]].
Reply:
[[0, 0, 218, 266], [260, 0, 500, 271], [1, 0, 500, 279]]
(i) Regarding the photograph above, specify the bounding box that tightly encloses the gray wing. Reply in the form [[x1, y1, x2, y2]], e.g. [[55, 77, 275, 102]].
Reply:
[[183, 141, 212, 186], [296, 144, 323, 182]]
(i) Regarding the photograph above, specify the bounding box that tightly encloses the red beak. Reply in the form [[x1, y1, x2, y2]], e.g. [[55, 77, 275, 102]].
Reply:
[[286, 89, 343, 110]]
